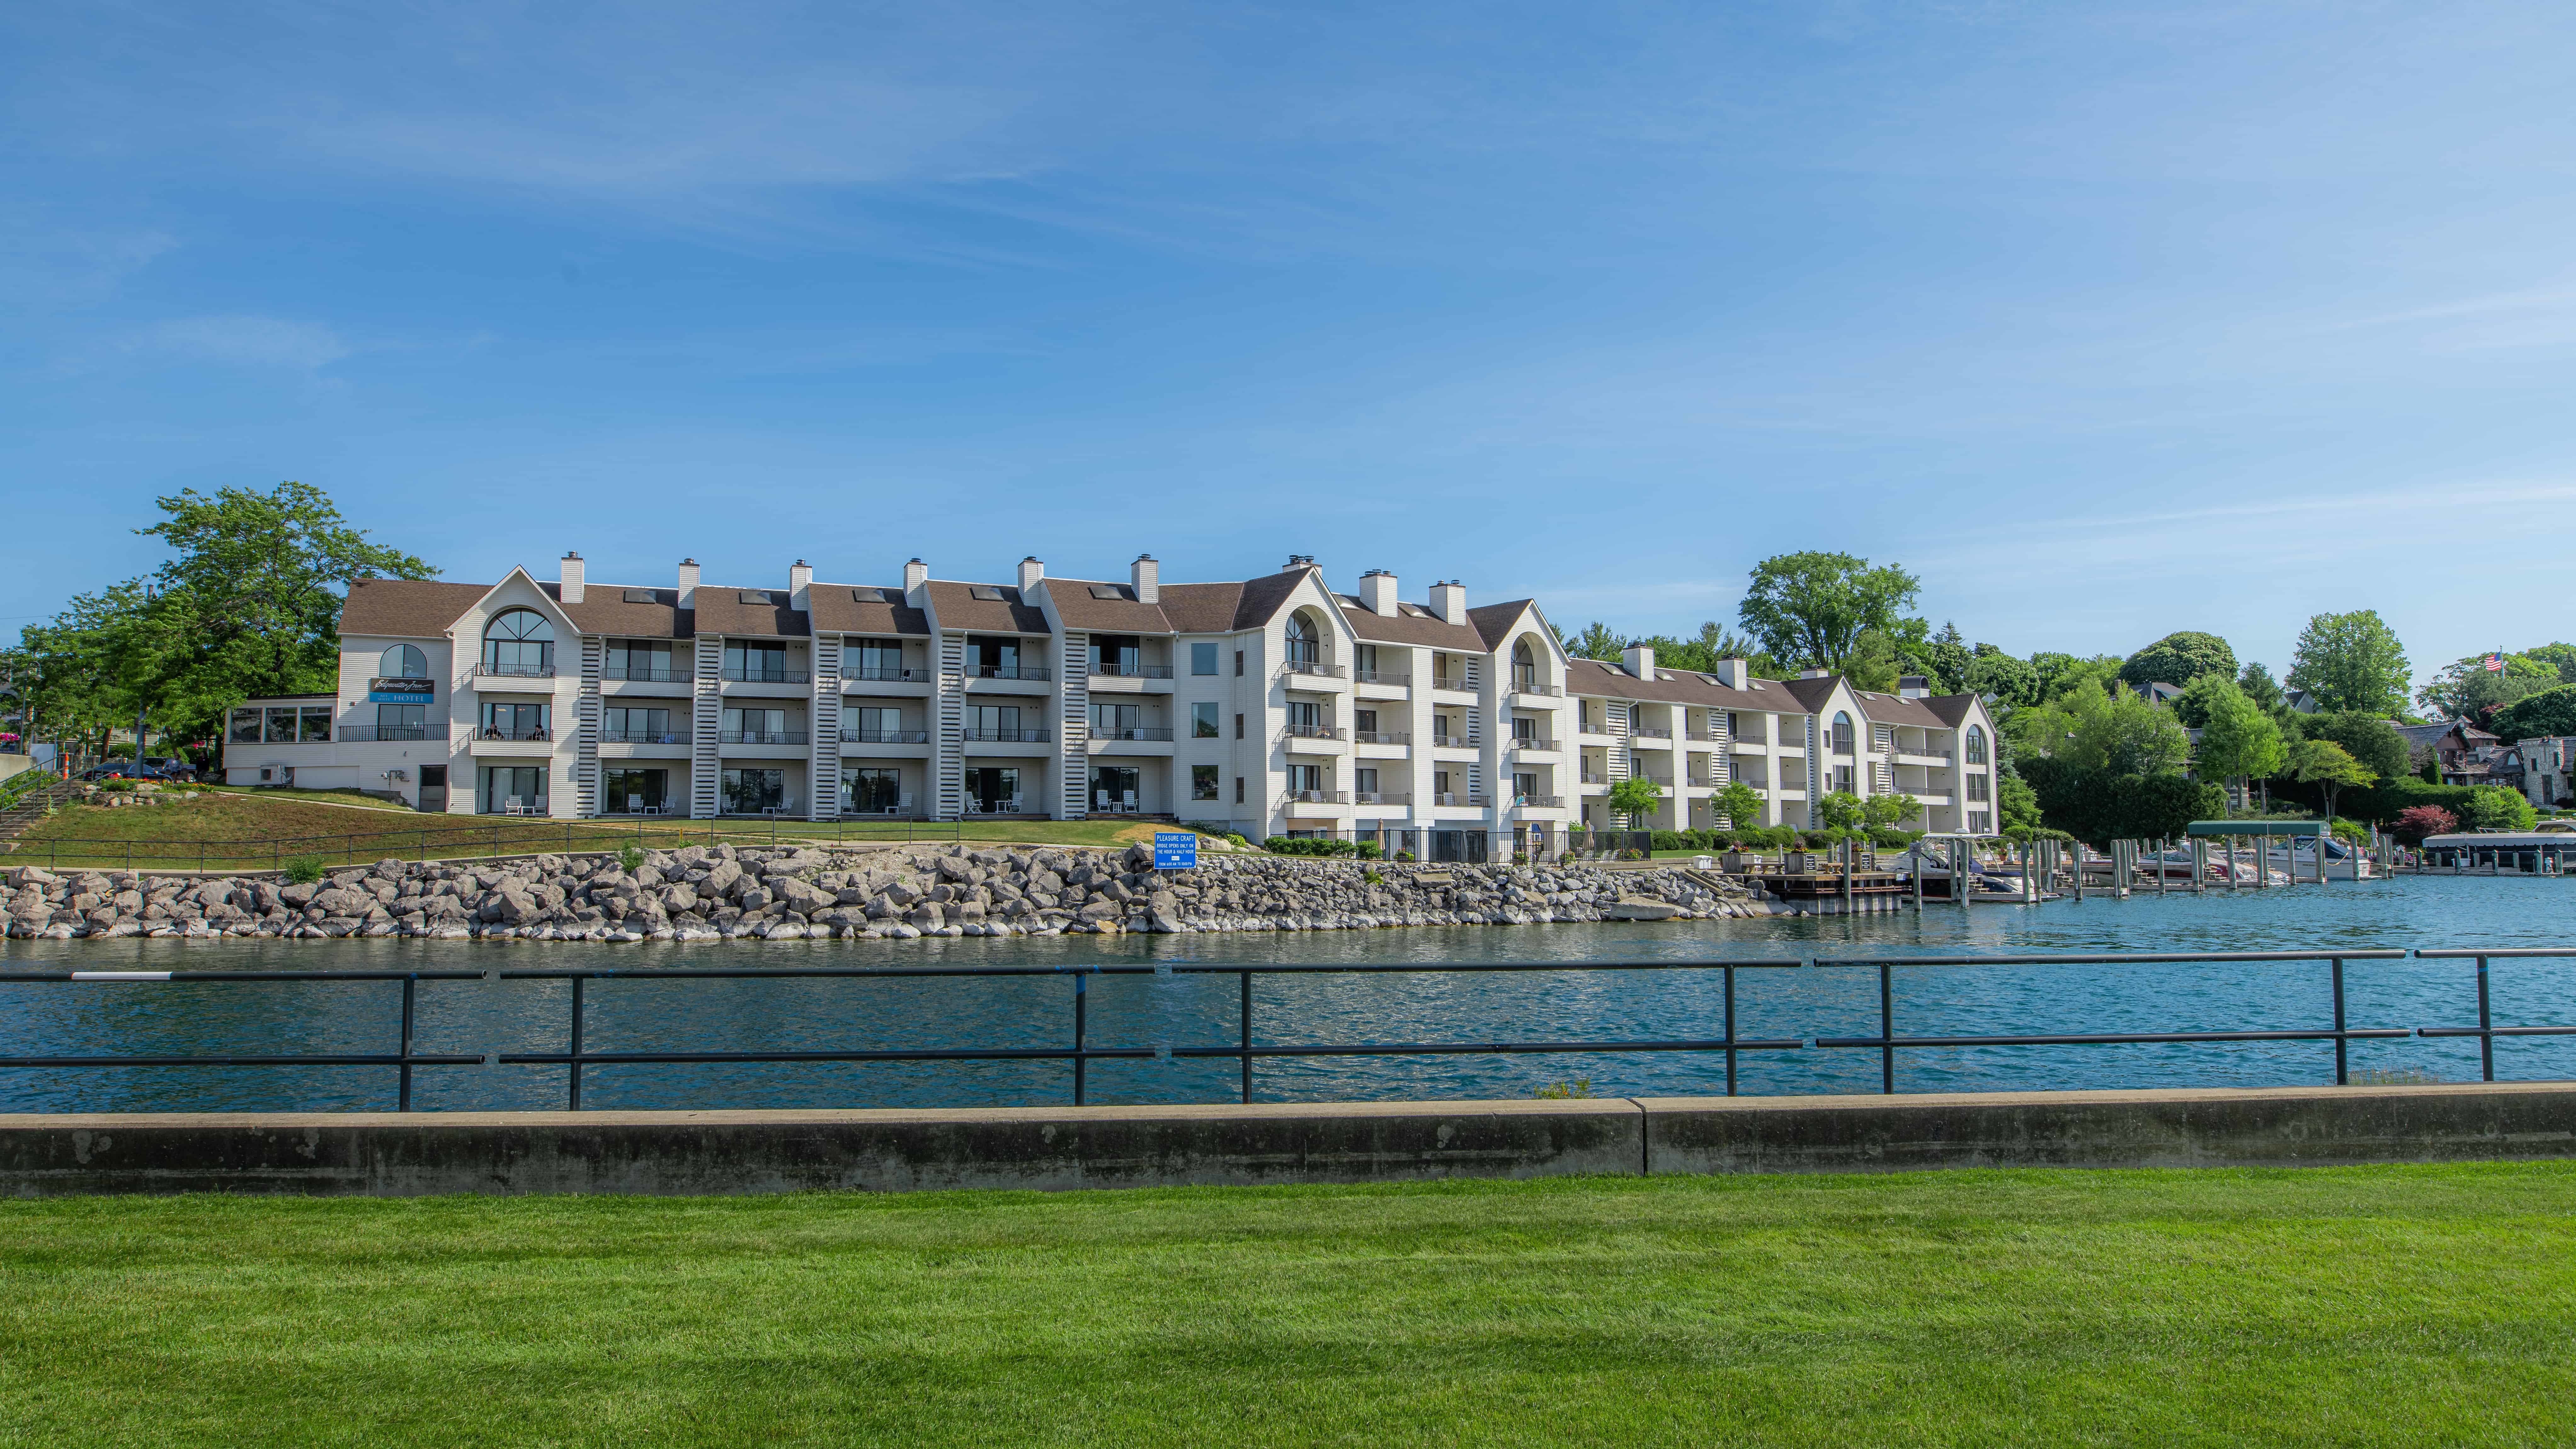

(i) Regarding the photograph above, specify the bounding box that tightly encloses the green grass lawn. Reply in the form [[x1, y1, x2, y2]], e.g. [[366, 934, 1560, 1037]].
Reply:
[[3, 1163, 2572, 1446], [8, 790, 1239, 870]]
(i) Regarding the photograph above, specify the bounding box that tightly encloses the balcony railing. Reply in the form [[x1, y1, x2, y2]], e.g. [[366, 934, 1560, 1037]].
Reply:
[[841, 728, 931, 744], [723, 668, 810, 684], [472, 663, 554, 680], [1430, 676, 1470, 692], [601, 730, 687, 745], [1632, 727, 1673, 739], [1686, 775, 1721, 788], [1280, 661, 1346, 682], [1093, 726, 1174, 742], [718, 730, 809, 745], [1285, 789, 1349, 805], [1581, 772, 1607, 784], [968, 665, 1052, 682], [606, 666, 689, 683], [1351, 791, 1410, 806], [1428, 792, 1491, 807], [1284, 725, 1345, 742], [1352, 730, 1411, 745], [474, 727, 552, 742], [1429, 734, 1473, 749], [963, 728, 1053, 743], [337, 727, 428, 742], [847, 666, 929, 683], [1507, 737, 1559, 752], [1092, 663, 1175, 679], [1353, 670, 1411, 686], [1510, 679, 1562, 696], [1511, 795, 1565, 808]]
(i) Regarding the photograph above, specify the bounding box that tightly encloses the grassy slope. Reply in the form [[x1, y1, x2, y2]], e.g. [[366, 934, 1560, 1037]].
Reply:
[[10, 791, 1238, 869], [2, 1163, 2572, 1446]]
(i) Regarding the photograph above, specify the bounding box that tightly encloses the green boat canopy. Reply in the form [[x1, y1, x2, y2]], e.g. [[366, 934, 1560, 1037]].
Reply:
[[2186, 820, 2324, 837]]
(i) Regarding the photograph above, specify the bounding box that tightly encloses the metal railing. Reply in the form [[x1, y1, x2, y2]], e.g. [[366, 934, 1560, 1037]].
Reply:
[[1352, 791, 1409, 805], [1281, 661, 1345, 680], [1284, 725, 1345, 743], [607, 667, 691, 683], [1430, 676, 1470, 692], [474, 727, 552, 742], [722, 668, 810, 684], [1285, 789, 1348, 804], [1352, 731, 1411, 745], [472, 663, 555, 679], [1091, 663, 1175, 679], [1632, 727, 1674, 740], [1353, 670, 1410, 686], [601, 730, 687, 744], [718, 730, 810, 745], [1815, 951, 2413, 1092], [1507, 737, 1558, 752], [847, 666, 929, 683], [1093, 727, 1173, 742], [962, 728, 1053, 743], [968, 665, 1051, 682], [338, 727, 429, 742], [8, 950, 2573, 1111], [1510, 679, 1562, 696], [841, 729, 930, 744], [1510, 795, 1565, 808], [1429, 792, 1492, 807]]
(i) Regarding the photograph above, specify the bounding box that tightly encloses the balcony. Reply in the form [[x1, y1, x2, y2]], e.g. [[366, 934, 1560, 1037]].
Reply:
[[601, 730, 688, 745], [1280, 661, 1347, 682], [1508, 678, 1562, 697], [1506, 737, 1559, 753], [1091, 662, 1174, 679], [1581, 771, 1607, 785], [967, 665, 1051, 682], [474, 726, 553, 743], [471, 663, 556, 681], [1510, 795, 1565, 809], [1352, 731, 1411, 745], [1354, 670, 1411, 687], [718, 730, 810, 745], [1284, 725, 1345, 743], [1285, 789, 1349, 805], [1093, 726, 1174, 742], [847, 666, 930, 683], [841, 728, 930, 744], [1686, 775, 1721, 788], [1429, 734, 1475, 749], [1579, 724, 1611, 738], [605, 666, 690, 683], [1427, 792, 1491, 808], [722, 667, 810, 685], [1351, 791, 1410, 806], [1631, 726, 1674, 739], [1430, 676, 1471, 693], [962, 728, 1054, 743], [337, 727, 428, 742]]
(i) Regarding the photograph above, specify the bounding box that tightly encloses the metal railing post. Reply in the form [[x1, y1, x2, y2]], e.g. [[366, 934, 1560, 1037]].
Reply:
[[2331, 956, 2347, 1085], [567, 975, 586, 1110], [1240, 970, 1253, 1103], [1724, 964, 1739, 1096], [1072, 971, 1088, 1105], [2477, 954, 2494, 1082], [1879, 962, 1895, 1094], [398, 974, 416, 1111]]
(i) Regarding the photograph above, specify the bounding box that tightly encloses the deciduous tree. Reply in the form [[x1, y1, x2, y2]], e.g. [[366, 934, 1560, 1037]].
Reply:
[[2290, 739, 2376, 823], [2287, 610, 2412, 716], [2119, 631, 2237, 693], [1735, 552, 1923, 672], [1606, 775, 1661, 827], [2188, 675, 2286, 812]]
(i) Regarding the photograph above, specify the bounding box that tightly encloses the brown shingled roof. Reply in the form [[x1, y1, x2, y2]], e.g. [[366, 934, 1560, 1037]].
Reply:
[[1332, 594, 1486, 649], [339, 579, 492, 638], [560, 586, 693, 641], [1466, 599, 1547, 652], [923, 580, 1049, 634], [691, 587, 810, 638], [1567, 656, 1795, 713], [1155, 581, 1245, 633], [1781, 672, 1981, 729], [1043, 580, 1175, 633], [807, 585, 930, 637]]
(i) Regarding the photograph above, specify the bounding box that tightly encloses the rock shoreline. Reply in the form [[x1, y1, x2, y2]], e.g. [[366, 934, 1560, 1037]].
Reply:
[[5, 843, 1776, 943]]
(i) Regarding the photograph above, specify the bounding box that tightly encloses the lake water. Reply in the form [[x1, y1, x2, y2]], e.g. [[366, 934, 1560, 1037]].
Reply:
[[4, 874, 2573, 1112]]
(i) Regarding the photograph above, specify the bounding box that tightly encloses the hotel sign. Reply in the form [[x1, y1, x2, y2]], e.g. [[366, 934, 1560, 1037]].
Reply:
[[368, 676, 436, 704]]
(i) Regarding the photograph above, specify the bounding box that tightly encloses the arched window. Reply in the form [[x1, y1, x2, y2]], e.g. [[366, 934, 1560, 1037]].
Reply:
[[379, 644, 427, 679], [1831, 710, 1854, 753], [482, 609, 555, 677], [1512, 639, 1536, 691], [1965, 724, 1987, 764], [1284, 612, 1320, 666]]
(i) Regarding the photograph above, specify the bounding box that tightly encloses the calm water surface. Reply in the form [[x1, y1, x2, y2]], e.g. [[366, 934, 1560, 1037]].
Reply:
[[5, 875, 2573, 1111]]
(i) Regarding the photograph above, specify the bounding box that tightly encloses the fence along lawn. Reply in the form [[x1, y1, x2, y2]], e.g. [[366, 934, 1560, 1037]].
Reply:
[[6, 790, 1217, 870], [2, 1163, 2573, 1446]]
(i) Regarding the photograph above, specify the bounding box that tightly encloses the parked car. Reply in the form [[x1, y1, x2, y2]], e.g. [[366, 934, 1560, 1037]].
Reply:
[[79, 762, 160, 781], [140, 756, 198, 782]]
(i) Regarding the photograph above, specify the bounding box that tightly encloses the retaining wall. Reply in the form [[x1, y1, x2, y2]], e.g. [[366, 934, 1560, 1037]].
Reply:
[[3, 1083, 2571, 1196]]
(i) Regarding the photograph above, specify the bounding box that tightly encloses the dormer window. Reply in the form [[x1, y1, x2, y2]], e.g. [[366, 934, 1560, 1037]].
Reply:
[[622, 589, 657, 604], [738, 590, 775, 605], [971, 585, 1008, 601]]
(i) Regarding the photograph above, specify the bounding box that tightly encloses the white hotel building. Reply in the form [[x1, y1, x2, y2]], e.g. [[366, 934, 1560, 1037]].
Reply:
[[225, 553, 2000, 858]]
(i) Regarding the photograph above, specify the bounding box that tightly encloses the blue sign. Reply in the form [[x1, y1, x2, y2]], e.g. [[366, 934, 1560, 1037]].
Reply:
[[368, 691, 433, 704], [369, 676, 435, 704], [1153, 831, 1199, 870]]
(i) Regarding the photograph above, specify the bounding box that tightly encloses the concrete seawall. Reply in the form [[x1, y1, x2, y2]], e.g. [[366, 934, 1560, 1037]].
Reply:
[[6, 1083, 2575, 1196]]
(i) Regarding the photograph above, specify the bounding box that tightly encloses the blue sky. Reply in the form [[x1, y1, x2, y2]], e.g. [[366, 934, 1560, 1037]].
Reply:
[[6, 2, 2571, 686]]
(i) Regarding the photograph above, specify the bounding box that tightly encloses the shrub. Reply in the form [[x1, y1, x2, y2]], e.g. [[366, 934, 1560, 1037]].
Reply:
[[282, 857, 327, 885], [1395, 850, 1416, 862], [2391, 805, 2456, 842], [1262, 836, 1360, 857], [1532, 1078, 1594, 1099], [2459, 785, 2537, 832], [1556, 851, 1577, 866], [1357, 842, 1383, 860], [618, 844, 647, 873]]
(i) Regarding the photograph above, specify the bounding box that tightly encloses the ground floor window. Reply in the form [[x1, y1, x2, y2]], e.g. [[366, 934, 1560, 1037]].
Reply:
[[602, 767, 668, 814], [1429, 830, 1488, 864], [1191, 764, 1220, 801], [966, 766, 1020, 813], [723, 767, 786, 815], [1374, 828, 1418, 859], [1092, 766, 1140, 813], [478, 765, 548, 814], [843, 767, 903, 813]]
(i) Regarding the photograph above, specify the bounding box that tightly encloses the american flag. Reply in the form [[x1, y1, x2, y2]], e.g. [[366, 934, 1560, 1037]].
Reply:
[[2485, 649, 2506, 673]]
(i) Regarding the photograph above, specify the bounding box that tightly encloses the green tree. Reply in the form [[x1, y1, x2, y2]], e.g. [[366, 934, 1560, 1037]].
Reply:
[[2119, 631, 2237, 693], [1735, 552, 1923, 672], [1843, 628, 1903, 692], [1605, 775, 1662, 826], [2523, 642, 2576, 684], [1997, 772, 2042, 833], [1566, 622, 1623, 663], [2416, 651, 2555, 722], [2065, 681, 2191, 776], [2189, 675, 2287, 812], [2287, 610, 2411, 716], [1815, 790, 1866, 830], [2492, 685, 2576, 741], [1962, 646, 2039, 708], [2289, 739, 2376, 822], [1862, 791, 1921, 830], [2300, 710, 2409, 784], [2237, 661, 2287, 713], [1713, 780, 1765, 830], [2459, 784, 2538, 831]]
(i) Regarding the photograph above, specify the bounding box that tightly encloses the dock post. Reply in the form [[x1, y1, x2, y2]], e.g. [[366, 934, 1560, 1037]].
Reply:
[[1911, 847, 1922, 910], [2192, 838, 2206, 893], [2258, 833, 2270, 888], [1841, 838, 1853, 911], [2071, 840, 2083, 902]]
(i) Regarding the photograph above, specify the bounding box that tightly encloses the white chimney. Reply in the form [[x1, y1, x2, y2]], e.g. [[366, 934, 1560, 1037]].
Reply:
[[1018, 556, 1044, 592], [1131, 553, 1160, 604], [1712, 658, 1747, 689], [1429, 579, 1466, 625], [1359, 569, 1398, 617], [1281, 553, 1315, 573], [903, 557, 929, 603], [558, 552, 584, 604], [1623, 643, 1656, 680], [1799, 666, 1830, 679], [788, 559, 812, 613], [676, 558, 700, 610]]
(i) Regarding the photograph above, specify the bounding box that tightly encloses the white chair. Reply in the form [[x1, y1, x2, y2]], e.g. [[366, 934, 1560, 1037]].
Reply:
[[502, 795, 522, 816]]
